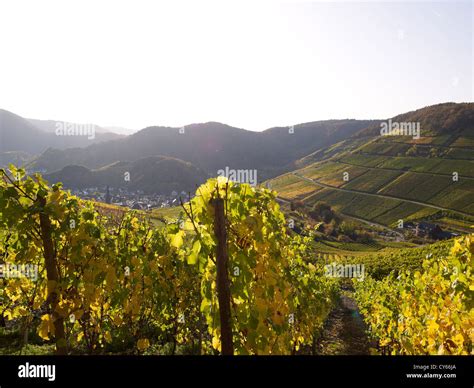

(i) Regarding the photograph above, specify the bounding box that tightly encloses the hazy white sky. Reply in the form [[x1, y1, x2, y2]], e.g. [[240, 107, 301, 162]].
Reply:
[[0, 0, 472, 132]]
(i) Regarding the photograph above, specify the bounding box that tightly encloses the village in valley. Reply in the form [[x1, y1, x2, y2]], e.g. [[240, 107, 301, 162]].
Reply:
[[71, 186, 192, 211]]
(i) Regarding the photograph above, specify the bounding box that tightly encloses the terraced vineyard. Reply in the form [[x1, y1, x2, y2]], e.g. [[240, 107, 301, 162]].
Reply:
[[304, 189, 403, 221], [266, 103, 474, 233], [377, 173, 453, 202], [342, 239, 453, 279], [342, 169, 402, 193], [268, 173, 320, 199]]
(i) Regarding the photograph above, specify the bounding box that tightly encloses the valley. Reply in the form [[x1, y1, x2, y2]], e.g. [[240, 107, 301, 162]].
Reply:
[[3, 102, 472, 255], [0, 0, 472, 377], [0, 101, 472, 357]]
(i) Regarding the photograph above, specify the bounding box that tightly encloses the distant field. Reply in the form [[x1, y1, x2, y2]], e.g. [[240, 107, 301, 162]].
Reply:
[[428, 180, 474, 213], [151, 206, 182, 219], [358, 140, 411, 156], [450, 129, 474, 147], [372, 202, 428, 227], [407, 135, 452, 145], [345, 239, 453, 279], [322, 240, 382, 252], [427, 159, 474, 177], [339, 154, 474, 179], [300, 187, 329, 203], [92, 201, 183, 226], [342, 169, 402, 193], [404, 206, 441, 221], [355, 137, 474, 162], [436, 217, 474, 233], [299, 161, 347, 180], [268, 174, 317, 198], [338, 154, 386, 168], [299, 161, 368, 187], [376, 156, 442, 172], [446, 147, 474, 160], [317, 164, 368, 187], [377, 172, 452, 202], [312, 238, 414, 257], [304, 189, 401, 222], [92, 201, 128, 216]]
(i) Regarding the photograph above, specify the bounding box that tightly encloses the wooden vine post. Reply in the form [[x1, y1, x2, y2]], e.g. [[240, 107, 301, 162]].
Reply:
[[37, 194, 67, 355], [210, 193, 234, 355]]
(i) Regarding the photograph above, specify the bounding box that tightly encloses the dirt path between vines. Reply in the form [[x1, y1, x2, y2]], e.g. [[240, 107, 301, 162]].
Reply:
[[315, 287, 377, 355]]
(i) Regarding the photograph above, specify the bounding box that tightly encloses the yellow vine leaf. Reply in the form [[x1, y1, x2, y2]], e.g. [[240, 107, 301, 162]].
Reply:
[[137, 338, 150, 351], [170, 231, 184, 249], [104, 331, 112, 343], [212, 336, 221, 351], [38, 314, 55, 340]]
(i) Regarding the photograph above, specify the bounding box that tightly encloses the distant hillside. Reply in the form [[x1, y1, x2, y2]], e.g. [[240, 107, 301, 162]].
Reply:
[[7, 102, 472, 207], [0, 151, 32, 167], [28, 118, 125, 139], [355, 102, 474, 139], [0, 109, 124, 166], [268, 102, 474, 233], [29, 120, 374, 180], [44, 155, 208, 194], [0, 110, 46, 154], [28, 118, 105, 134], [101, 126, 136, 136]]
